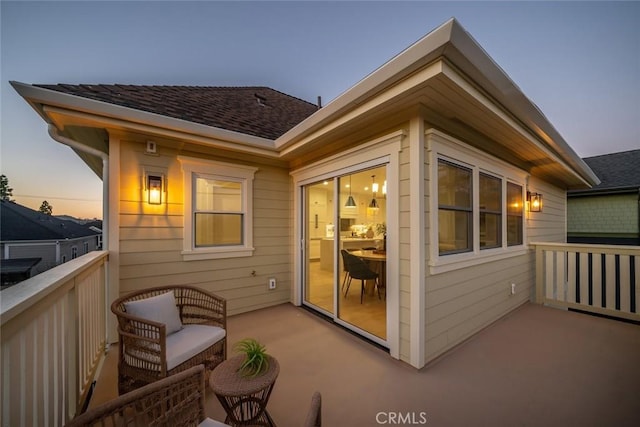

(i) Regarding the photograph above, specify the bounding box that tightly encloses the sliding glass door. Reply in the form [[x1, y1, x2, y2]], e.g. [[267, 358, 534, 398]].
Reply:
[[302, 165, 387, 343], [303, 179, 335, 315]]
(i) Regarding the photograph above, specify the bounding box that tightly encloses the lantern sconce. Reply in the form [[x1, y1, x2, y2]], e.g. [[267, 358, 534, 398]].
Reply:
[[527, 191, 542, 212], [146, 173, 165, 205]]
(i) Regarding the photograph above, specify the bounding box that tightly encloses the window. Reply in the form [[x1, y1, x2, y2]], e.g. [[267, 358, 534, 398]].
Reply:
[[178, 156, 257, 260], [194, 176, 243, 247], [71, 246, 78, 259], [84, 241, 90, 254], [479, 173, 502, 249], [507, 182, 523, 246], [428, 129, 528, 273], [438, 160, 472, 254]]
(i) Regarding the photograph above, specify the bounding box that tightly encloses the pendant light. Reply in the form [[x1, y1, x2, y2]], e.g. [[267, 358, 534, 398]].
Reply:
[[345, 175, 356, 207], [368, 175, 379, 209]]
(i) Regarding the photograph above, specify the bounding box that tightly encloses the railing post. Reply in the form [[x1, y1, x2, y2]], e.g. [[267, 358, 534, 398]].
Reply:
[[535, 244, 544, 304]]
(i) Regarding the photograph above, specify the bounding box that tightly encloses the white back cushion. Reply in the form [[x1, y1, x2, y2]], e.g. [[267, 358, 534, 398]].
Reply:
[[124, 291, 183, 335]]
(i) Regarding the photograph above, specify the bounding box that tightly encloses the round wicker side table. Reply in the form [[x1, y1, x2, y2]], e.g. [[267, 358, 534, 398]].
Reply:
[[209, 354, 280, 427]]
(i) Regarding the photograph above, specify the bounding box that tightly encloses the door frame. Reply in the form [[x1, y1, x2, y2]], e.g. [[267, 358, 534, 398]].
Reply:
[[290, 131, 403, 359]]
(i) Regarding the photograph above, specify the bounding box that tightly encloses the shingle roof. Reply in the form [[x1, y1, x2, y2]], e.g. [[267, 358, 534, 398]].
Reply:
[[0, 200, 101, 241], [572, 149, 640, 194], [35, 84, 319, 140]]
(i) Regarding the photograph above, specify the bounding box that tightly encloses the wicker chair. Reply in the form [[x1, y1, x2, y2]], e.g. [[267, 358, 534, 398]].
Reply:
[[111, 285, 227, 395], [66, 365, 229, 427], [303, 391, 322, 427]]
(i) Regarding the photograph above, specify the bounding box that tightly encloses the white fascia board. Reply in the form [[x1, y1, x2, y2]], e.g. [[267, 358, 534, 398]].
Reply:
[[43, 105, 280, 159], [441, 22, 599, 187], [10, 81, 277, 153]]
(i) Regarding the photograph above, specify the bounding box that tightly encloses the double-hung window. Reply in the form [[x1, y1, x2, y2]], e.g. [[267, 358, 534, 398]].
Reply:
[[438, 160, 472, 254], [194, 176, 243, 247], [179, 156, 257, 260], [507, 182, 524, 246], [479, 173, 502, 249]]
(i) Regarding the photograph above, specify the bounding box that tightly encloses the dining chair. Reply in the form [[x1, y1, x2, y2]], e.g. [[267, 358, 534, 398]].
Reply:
[[342, 251, 379, 303], [340, 249, 354, 294]]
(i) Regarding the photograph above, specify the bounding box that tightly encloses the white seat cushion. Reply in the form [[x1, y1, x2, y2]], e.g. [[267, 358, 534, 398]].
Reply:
[[198, 418, 231, 427], [123, 291, 183, 335], [166, 324, 226, 370]]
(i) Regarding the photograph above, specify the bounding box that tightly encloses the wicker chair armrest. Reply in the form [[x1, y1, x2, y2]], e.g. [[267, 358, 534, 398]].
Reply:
[[114, 311, 168, 339], [67, 365, 207, 426], [177, 287, 227, 329]]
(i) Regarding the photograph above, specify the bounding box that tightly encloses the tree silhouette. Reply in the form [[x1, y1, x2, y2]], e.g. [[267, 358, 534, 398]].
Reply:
[[39, 200, 53, 215], [0, 174, 14, 201]]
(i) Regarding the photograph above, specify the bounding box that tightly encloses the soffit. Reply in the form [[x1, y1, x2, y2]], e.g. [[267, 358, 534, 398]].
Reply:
[[281, 60, 589, 189]]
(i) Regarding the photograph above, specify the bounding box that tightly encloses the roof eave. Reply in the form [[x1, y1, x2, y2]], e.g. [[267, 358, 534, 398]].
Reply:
[[10, 81, 279, 154], [275, 18, 599, 188]]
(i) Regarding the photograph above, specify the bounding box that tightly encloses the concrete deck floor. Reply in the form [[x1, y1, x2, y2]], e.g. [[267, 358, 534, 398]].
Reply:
[[90, 302, 640, 426]]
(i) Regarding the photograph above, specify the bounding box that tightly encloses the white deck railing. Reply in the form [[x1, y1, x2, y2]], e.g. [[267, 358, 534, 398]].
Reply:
[[533, 242, 640, 322], [1, 251, 108, 426]]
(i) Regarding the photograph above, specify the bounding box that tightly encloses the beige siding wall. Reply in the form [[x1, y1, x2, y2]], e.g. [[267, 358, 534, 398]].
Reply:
[[117, 138, 292, 315], [398, 134, 412, 362], [527, 177, 567, 243], [423, 143, 567, 364]]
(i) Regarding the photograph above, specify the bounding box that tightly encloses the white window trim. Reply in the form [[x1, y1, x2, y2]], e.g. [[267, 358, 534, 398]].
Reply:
[[178, 156, 258, 261], [427, 129, 528, 275]]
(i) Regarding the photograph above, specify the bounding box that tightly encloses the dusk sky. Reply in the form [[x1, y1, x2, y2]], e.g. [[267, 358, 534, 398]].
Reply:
[[2, 1, 639, 219]]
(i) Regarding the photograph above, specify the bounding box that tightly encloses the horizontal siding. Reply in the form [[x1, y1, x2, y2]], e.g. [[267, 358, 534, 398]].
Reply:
[[528, 177, 566, 243], [116, 139, 292, 316], [425, 253, 533, 362], [423, 146, 566, 365]]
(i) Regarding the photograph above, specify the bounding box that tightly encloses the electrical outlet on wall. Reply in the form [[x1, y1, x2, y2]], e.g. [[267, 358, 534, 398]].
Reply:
[[268, 278, 277, 290]]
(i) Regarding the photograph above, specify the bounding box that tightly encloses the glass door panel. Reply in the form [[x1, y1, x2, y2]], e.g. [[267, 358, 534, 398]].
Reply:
[[336, 167, 387, 339], [303, 180, 334, 314]]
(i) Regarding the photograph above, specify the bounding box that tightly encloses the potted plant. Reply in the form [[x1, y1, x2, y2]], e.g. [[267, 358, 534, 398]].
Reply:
[[234, 338, 270, 378]]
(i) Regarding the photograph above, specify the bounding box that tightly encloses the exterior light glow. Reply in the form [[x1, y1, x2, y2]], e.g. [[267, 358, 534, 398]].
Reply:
[[148, 175, 163, 205]]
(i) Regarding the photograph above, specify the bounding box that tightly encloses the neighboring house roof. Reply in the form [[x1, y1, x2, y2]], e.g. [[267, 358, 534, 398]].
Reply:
[[0, 200, 101, 241], [0, 258, 42, 275], [569, 149, 640, 196], [34, 85, 319, 141]]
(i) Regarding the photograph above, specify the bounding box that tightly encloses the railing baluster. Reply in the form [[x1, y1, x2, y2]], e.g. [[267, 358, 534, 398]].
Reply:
[[567, 251, 577, 304], [619, 255, 631, 313], [531, 243, 640, 322], [1, 251, 108, 426], [545, 250, 554, 300]]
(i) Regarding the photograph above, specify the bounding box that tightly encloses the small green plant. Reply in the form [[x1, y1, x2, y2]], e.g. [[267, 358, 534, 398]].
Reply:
[[234, 338, 269, 378]]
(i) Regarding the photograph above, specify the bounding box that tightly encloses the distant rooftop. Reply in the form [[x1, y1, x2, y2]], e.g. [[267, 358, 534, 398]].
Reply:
[[0, 200, 102, 241], [570, 149, 640, 195], [35, 84, 319, 140]]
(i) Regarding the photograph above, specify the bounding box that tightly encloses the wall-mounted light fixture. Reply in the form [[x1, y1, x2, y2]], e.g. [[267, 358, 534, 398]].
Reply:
[[147, 174, 164, 205], [527, 191, 542, 212], [345, 175, 356, 208]]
